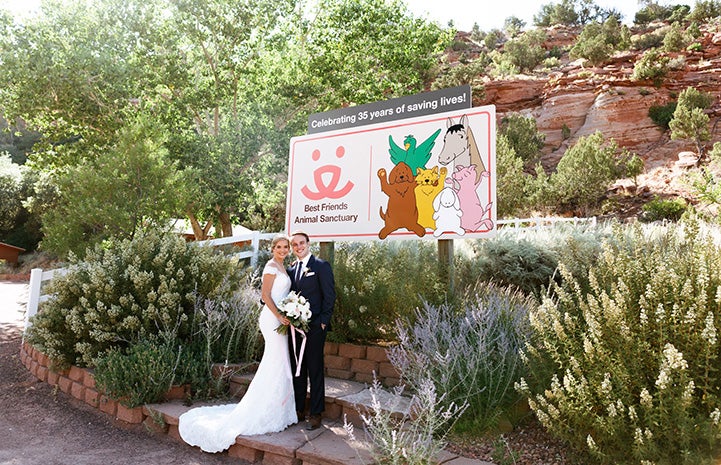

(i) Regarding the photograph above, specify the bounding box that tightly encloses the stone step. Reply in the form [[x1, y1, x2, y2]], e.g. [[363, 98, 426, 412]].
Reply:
[[229, 373, 412, 426], [145, 375, 494, 465]]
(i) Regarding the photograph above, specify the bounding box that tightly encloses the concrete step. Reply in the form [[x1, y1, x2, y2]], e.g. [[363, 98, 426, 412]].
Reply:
[[145, 375, 495, 465]]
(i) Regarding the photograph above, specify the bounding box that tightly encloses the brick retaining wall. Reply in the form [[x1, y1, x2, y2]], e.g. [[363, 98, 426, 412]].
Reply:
[[324, 342, 400, 386], [19, 340, 401, 427]]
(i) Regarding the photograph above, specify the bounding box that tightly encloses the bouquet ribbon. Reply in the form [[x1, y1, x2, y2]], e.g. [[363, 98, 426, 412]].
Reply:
[[290, 325, 307, 377]]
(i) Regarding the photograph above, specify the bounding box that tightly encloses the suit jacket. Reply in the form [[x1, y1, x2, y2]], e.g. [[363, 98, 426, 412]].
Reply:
[[288, 255, 335, 329]]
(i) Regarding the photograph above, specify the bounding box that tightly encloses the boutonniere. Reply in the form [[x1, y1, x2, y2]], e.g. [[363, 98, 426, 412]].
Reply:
[[301, 265, 310, 277]]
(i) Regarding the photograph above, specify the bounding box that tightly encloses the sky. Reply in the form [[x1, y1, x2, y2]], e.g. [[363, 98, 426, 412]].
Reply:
[[2, 0, 694, 31]]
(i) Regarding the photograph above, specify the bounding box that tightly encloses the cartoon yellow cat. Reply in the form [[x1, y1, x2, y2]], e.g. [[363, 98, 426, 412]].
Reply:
[[414, 166, 447, 230]]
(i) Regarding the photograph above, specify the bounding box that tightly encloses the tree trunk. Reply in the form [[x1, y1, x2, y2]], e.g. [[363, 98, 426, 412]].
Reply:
[[187, 210, 214, 240], [218, 210, 233, 237]]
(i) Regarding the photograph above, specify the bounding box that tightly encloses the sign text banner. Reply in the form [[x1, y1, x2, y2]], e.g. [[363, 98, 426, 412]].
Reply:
[[307, 85, 471, 134]]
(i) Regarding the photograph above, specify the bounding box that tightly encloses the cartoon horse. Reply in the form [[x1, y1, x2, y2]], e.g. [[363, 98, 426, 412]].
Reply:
[[438, 115, 487, 185]]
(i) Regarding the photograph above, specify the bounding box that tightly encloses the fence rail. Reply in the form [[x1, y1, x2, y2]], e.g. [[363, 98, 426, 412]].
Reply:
[[23, 218, 595, 330]]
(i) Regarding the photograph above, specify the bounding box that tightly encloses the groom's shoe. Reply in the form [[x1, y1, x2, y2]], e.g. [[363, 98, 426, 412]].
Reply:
[[307, 414, 322, 430], [296, 410, 306, 422]]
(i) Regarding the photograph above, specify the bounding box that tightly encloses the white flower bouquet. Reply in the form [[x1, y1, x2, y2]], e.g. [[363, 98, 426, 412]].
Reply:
[[275, 291, 311, 334]]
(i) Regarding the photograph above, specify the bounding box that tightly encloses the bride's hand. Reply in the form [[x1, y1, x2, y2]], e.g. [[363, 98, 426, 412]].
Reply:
[[279, 316, 290, 326]]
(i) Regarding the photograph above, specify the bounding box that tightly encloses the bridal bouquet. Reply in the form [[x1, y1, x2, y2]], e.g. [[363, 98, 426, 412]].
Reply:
[[275, 291, 311, 335]]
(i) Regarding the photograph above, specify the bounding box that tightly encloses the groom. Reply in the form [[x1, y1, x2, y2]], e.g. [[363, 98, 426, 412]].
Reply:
[[287, 230, 336, 430]]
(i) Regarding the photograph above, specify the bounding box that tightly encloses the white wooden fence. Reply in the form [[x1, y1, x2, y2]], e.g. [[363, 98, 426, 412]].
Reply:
[[497, 216, 596, 230], [23, 219, 596, 329]]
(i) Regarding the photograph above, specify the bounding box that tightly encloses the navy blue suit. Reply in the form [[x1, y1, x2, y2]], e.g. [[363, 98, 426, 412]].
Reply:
[[287, 254, 335, 416]]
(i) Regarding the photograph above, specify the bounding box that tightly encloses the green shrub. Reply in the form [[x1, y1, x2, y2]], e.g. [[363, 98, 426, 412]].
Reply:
[[26, 230, 243, 367], [632, 32, 666, 51], [519, 219, 721, 464], [464, 237, 559, 298], [688, 0, 721, 22], [550, 132, 625, 214], [431, 57, 487, 99], [498, 112, 545, 167], [495, 134, 528, 218], [663, 22, 689, 52], [500, 29, 546, 73], [640, 197, 687, 222], [331, 241, 447, 343], [648, 101, 677, 130], [631, 48, 670, 86], [93, 334, 184, 407], [570, 16, 626, 66]]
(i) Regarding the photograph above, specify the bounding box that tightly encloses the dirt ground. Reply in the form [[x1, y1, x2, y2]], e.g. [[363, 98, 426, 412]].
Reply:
[[0, 281, 245, 465]]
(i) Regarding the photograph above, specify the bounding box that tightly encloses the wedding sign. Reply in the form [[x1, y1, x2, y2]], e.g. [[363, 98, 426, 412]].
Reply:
[[285, 105, 496, 242]]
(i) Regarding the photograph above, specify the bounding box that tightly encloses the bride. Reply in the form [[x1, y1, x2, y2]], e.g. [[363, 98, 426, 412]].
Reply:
[[179, 235, 298, 453]]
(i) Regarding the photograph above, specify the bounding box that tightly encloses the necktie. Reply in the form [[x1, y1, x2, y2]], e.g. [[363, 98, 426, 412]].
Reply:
[[295, 261, 302, 282]]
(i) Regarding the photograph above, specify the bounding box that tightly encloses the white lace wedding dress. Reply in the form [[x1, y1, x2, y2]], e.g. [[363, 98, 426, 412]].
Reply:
[[178, 262, 297, 453]]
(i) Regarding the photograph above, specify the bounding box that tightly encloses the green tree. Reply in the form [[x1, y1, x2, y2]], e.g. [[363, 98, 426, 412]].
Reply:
[[670, 86, 712, 157], [496, 134, 528, 218], [534, 0, 579, 26], [631, 48, 670, 86], [0, 153, 23, 234], [499, 113, 546, 167], [304, 0, 452, 109], [0, 0, 153, 169], [41, 115, 189, 258], [550, 131, 624, 214], [663, 21, 689, 52], [534, 0, 616, 27], [570, 22, 615, 66], [688, 0, 721, 22], [503, 16, 526, 38], [495, 29, 546, 73]]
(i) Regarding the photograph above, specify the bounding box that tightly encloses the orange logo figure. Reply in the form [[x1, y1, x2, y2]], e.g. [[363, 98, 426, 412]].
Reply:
[[377, 161, 425, 240], [301, 146, 355, 200]]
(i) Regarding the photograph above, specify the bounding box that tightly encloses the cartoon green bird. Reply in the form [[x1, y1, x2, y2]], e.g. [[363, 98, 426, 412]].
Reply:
[[388, 128, 442, 174]]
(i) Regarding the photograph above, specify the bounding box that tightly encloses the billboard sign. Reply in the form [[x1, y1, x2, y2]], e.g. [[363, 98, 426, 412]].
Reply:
[[286, 105, 496, 241]]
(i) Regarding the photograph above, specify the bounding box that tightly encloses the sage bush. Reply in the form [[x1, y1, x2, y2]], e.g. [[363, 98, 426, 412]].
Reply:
[[519, 219, 721, 464], [344, 377, 466, 465], [457, 222, 612, 298], [388, 284, 535, 433], [26, 230, 243, 367]]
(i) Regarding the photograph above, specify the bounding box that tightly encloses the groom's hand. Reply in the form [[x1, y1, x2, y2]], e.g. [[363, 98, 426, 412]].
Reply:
[[321, 323, 326, 330]]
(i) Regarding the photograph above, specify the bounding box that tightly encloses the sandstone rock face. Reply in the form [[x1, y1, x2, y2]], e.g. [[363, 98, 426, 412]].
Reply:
[[468, 22, 721, 189]]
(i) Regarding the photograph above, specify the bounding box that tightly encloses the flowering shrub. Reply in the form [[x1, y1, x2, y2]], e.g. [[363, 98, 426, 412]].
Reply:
[[26, 231, 243, 368], [519, 219, 721, 464], [388, 284, 534, 433]]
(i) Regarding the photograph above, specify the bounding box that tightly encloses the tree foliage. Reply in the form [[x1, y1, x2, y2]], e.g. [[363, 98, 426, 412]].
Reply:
[[0, 0, 452, 252], [41, 115, 189, 257], [499, 113, 546, 167], [550, 131, 625, 214], [670, 86, 712, 157]]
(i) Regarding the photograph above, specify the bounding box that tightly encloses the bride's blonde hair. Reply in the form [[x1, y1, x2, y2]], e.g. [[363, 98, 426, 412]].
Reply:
[[270, 234, 290, 250]]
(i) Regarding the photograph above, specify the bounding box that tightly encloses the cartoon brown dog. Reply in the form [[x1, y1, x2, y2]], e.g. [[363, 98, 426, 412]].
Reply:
[[378, 161, 425, 239]]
